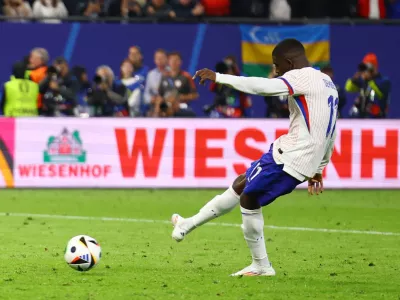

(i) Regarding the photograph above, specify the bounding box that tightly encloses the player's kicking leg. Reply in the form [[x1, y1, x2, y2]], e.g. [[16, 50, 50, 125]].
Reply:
[[171, 174, 246, 242]]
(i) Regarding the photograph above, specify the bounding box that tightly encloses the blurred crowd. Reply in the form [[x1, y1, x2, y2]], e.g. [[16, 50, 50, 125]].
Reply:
[[1, 46, 207, 117], [0, 45, 391, 119], [1, 0, 400, 22]]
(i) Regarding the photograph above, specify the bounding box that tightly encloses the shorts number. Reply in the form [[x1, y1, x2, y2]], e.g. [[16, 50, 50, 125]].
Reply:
[[248, 162, 262, 182], [326, 96, 339, 138]]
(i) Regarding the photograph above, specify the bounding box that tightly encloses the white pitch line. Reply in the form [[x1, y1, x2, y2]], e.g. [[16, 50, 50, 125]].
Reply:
[[1, 212, 399, 237]]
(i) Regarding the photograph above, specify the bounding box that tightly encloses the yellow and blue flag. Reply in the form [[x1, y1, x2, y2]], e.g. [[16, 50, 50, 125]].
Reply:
[[240, 25, 330, 77]]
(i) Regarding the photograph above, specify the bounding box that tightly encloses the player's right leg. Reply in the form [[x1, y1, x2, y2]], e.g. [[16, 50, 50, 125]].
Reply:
[[171, 174, 246, 242], [231, 147, 302, 277]]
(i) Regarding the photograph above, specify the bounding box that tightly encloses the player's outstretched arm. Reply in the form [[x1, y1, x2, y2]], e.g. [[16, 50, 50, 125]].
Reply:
[[193, 68, 288, 96]]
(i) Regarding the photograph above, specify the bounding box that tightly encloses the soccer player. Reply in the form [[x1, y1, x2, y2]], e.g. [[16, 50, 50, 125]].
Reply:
[[171, 39, 339, 276]]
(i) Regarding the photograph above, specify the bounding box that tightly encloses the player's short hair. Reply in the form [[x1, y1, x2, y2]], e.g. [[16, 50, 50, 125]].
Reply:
[[168, 51, 182, 60], [272, 39, 305, 58]]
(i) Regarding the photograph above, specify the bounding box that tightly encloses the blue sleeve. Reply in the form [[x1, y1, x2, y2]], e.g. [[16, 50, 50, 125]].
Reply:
[[125, 79, 144, 92]]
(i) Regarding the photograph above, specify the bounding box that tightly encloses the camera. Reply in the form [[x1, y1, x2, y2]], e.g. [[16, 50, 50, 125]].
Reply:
[[47, 66, 59, 81], [93, 74, 106, 85], [159, 101, 169, 112], [47, 66, 59, 75], [358, 62, 374, 72]]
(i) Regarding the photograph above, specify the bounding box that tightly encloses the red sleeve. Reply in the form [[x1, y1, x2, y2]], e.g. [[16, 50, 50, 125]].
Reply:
[[209, 82, 217, 92]]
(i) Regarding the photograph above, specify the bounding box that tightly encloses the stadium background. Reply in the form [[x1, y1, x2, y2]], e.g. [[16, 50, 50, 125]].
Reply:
[[0, 6, 400, 299], [0, 22, 399, 117]]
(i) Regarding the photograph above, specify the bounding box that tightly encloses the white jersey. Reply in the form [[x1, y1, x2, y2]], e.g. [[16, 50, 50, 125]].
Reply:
[[216, 67, 338, 181]]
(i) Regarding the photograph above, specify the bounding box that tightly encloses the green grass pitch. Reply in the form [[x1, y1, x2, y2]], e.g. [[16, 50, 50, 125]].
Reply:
[[0, 189, 399, 300]]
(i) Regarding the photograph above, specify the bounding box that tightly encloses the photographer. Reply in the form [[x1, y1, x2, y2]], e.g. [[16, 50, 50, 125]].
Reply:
[[204, 58, 252, 118], [264, 66, 289, 118], [87, 65, 129, 117], [149, 90, 196, 118], [345, 53, 391, 118], [39, 57, 78, 116]]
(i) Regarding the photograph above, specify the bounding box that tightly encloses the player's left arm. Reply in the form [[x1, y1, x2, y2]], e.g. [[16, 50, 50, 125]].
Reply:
[[193, 69, 289, 96]]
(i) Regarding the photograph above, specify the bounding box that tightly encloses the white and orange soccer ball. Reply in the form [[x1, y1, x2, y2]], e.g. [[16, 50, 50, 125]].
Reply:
[[64, 235, 101, 271]]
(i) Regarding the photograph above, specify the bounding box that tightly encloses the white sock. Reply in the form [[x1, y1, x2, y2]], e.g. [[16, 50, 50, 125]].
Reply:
[[240, 206, 270, 267], [182, 186, 240, 232]]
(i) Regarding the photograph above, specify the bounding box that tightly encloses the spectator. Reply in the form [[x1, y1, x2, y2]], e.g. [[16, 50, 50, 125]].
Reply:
[[81, 0, 116, 17], [201, 0, 230, 16], [87, 65, 129, 117], [127, 46, 149, 80], [346, 53, 391, 118], [121, 0, 143, 17], [2, 0, 33, 22], [144, 0, 175, 18], [39, 57, 79, 116], [26, 47, 48, 112], [269, 0, 291, 20], [149, 90, 196, 118], [170, 0, 204, 17], [119, 59, 144, 116], [358, 0, 386, 18], [159, 51, 199, 107], [1, 62, 39, 117], [27, 47, 48, 84], [204, 59, 252, 118], [82, 0, 103, 17], [32, 0, 68, 23], [321, 64, 347, 118], [264, 67, 289, 118], [144, 49, 168, 113]]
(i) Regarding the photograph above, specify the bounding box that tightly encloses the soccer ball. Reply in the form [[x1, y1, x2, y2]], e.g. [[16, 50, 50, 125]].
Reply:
[[64, 235, 101, 271]]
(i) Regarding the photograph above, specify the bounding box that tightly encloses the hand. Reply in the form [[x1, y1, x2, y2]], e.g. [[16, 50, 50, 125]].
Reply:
[[147, 6, 155, 15], [99, 82, 108, 91], [49, 81, 59, 90], [193, 68, 216, 85], [154, 96, 163, 105], [352, 71, 361, 80], [308, 173, 324, 195], [169, 10, 176, 18], [361, 71, 372, 81], [191, 4, 204, 16]]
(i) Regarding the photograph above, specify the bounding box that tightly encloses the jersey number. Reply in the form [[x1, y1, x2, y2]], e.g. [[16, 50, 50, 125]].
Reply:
[[248, 162, 262, 182], [326, 96, 339, 138]]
